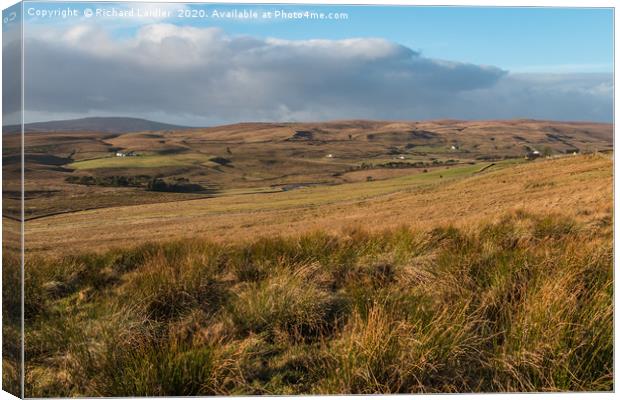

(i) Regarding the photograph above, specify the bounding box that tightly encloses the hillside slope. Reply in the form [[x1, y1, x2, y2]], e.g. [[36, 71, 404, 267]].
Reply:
[[16, 155, 613, 396], [25, 154, 612, 254], [6, 119, 612, 220], [4, 117, 189, 134]]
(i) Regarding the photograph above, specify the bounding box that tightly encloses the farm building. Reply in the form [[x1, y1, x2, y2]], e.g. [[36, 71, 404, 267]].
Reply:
[[115, 151, 137, 157]]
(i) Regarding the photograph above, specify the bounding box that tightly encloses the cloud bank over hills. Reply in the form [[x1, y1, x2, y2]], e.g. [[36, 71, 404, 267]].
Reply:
[[9, 23, 613, 125]]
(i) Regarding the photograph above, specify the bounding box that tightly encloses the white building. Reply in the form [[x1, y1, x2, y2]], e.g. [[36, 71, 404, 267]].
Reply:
[[116, 151, 136, 157]]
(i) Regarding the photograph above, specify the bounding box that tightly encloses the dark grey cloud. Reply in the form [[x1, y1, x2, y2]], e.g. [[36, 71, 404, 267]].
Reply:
[[12, 24, 613, 124], [2, 16, 23, 126]]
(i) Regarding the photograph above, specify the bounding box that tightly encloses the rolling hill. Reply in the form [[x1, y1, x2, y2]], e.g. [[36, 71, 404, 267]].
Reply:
[[3, 119, 612, 396], [2, 118, 612, 220], [3, 116, 191, 134], [23, 153, 612, 254]]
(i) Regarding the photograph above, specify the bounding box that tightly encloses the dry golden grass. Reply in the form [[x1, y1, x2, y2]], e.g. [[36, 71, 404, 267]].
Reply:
[[18, 208, 612, 396], [25, 154, 611, 254]]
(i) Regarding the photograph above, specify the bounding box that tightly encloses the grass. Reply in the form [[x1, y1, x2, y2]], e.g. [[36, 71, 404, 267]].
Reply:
[[21, 210, 612, 396], [25, 155, 610, 255], [2, 250, 21, 397], [214, 161, 487, 211], [69, 153, 216, 170]]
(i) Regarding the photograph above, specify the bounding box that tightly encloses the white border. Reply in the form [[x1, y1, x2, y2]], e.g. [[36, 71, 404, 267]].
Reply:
[[0, 1, 616, 399]]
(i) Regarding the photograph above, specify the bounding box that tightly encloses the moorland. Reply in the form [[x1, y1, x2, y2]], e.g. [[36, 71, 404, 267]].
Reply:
[[1, 117, 613, 395]]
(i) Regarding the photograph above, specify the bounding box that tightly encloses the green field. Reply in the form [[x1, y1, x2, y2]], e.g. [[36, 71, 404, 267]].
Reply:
[[181, 162, 497, 214], [69, 153, 216, 170]]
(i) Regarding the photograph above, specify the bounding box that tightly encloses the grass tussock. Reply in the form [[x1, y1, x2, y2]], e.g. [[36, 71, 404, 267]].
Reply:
[[3, 250, 21, 396], [21, 211, 612, 396]]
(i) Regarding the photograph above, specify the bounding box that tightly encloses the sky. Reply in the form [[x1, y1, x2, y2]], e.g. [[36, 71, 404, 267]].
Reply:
[[2, 2, 614, 125]]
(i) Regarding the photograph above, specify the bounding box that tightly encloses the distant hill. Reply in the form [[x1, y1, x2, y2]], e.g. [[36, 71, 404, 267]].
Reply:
[[3, 117, 190, 134]]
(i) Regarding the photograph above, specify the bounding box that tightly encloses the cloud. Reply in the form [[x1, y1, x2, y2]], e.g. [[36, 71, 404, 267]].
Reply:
[[2, 7, 23, 126], [450, 73, 613, 122], [12, 23, 612, 124]]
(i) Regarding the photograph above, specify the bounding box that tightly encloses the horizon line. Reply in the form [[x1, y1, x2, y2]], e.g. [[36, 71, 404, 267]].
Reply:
[[6, 115, 614, 129]]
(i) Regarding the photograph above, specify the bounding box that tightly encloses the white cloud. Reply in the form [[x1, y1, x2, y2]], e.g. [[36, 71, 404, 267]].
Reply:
[[10, 23, 612, 124]]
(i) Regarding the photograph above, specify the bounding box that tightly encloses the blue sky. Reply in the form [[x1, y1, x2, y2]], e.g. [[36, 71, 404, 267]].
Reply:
[[22, 3, 613, 73], [181, 5, 614, 73], [9, 2, 615, 124]]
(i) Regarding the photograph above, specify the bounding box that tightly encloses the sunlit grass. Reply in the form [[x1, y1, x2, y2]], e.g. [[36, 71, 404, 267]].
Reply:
[[22, 210, 612, 396], [69, 153, 217, 170]]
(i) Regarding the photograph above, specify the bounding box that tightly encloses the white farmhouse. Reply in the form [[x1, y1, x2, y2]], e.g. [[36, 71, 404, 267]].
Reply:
[[116, 151, 136, 157]]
